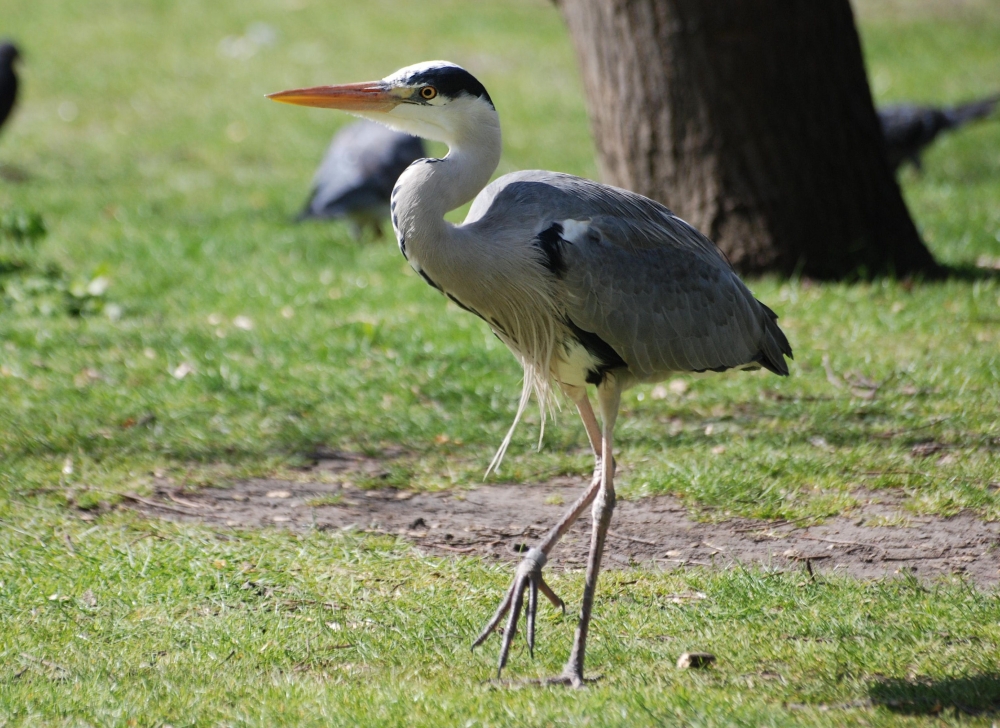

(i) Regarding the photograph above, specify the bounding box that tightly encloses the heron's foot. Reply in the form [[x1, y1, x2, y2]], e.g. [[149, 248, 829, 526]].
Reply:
[[472, 547, 564, 678], [489, 671, 599, 689], [539, 670, 601, 688]]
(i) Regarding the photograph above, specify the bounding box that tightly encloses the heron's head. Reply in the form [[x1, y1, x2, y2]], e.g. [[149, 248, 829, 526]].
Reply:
[[268, 61, 497, 146]]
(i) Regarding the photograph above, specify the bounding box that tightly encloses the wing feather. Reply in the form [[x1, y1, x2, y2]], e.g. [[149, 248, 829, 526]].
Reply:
[[464, 170, 792, 380]]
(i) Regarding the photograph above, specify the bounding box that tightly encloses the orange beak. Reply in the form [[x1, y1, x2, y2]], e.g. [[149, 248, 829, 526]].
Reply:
[[266, 81, 400, 112]]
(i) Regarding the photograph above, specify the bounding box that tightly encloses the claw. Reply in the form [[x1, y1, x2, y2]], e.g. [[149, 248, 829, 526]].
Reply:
[[471, 582, 514, 650], [526, 572, 538, 657], [537, 576, 565, 613], [473, 547, 563, 677], [497, 573, 527, 676]]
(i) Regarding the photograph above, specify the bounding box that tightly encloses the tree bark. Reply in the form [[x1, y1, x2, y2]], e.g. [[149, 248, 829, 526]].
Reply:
[[556, 0, 940, 278]]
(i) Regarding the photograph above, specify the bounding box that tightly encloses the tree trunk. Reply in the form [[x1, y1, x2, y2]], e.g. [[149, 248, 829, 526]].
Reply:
[[556, 0, 940, 278]]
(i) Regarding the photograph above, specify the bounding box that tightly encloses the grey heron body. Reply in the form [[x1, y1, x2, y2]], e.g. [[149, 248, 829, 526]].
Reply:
[[270, 61, 792, 686], [298, 120, 425, 238]]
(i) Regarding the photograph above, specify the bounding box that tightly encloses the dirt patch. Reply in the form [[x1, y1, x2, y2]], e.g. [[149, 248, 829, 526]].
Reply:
[[127, 451, 1000, 586]]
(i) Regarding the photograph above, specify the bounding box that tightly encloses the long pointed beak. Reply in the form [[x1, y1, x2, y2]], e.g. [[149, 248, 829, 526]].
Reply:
[[266, 81, 400, 112]]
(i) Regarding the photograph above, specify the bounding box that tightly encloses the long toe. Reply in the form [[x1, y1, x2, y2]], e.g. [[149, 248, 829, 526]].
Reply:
[[497, 573, 528, 676], [472, 580, 517, 650], [537, 576, 564, 613], [526, 574, 539, 656], [475, 547, 560, 677]]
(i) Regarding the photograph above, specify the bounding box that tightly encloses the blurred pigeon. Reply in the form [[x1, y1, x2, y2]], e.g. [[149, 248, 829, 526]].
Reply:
[[879, 94, 999, 172], [298, 120, 425, 238], [0, 42, 20, 137]]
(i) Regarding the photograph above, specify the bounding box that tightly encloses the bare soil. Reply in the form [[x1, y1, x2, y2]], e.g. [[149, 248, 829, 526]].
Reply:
[[126, 451, 1000, 586]]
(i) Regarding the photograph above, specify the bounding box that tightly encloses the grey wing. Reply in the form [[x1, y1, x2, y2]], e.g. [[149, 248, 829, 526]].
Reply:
[[469, 170, 724, 261], [560, 216, 790, 379], [466, 171, 791, 378], [301, 121, 425, 219]]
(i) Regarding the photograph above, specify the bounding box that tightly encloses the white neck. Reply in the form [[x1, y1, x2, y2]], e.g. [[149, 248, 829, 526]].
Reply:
[[387, 99, 502, 275], [375, 94, 559, 476]]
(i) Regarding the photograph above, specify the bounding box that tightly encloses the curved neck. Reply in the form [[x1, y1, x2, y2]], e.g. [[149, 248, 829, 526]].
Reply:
[[390, 106, 501, 269]]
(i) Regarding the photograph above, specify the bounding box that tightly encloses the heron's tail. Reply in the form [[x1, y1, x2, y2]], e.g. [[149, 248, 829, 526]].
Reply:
[[755, 301, 793, 377]]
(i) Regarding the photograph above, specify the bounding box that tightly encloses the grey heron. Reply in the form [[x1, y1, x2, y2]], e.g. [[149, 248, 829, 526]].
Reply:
[[879, 94, 999, 172], [297, 119, 426, 238], [0, 42, 20, 138], [269, 61, 792, 687]]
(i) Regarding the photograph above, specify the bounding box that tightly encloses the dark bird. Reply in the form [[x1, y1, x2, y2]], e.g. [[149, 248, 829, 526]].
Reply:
[[0, 42, 20, 137], [269, 61, 792, 686], [297, 119, 425, 238], [879, 94, 999, 172]]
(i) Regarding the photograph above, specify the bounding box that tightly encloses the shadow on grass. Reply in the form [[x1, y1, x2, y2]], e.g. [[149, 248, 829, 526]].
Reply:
[[939, 262, 1000, 282], [869, 674, 1000, 716]]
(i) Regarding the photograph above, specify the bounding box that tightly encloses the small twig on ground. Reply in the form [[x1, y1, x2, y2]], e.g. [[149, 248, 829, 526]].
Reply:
[[128, 532, 167, 546], [10, 496, 65, 515], [881, 552, 947, 561], [846, 370, 890, 400], [167, 490, 204, 509], [663, 592, 707, 602], [873, 416, 952, 439], [863, 469, 933, 479], [118, 492, 199, 516], [798, 534, 871, 548], [286, 599, 342, 611], [862, 469, 991, 489], [0, 519, 46, 546], [733, 515, 816, 534], [20, 653, 70, 677], [785, 699, 874, 711], [657, 558, 713, 567], [607, 530, 659, 547], [433, 543, 478, 553], [822, 355, 844, 389], [822, 356, 886, 399]]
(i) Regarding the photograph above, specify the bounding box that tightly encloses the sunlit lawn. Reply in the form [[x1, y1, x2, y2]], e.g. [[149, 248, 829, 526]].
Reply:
[[1, 0, 999, 724]]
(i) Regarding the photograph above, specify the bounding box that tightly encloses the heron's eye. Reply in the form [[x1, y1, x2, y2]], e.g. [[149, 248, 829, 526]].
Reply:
[[420, 86, 438, 100]]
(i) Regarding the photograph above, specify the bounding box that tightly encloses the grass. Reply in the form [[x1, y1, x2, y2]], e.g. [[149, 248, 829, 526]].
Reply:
[[0, 0, 999, 723], [4, 512, 1000, 726]]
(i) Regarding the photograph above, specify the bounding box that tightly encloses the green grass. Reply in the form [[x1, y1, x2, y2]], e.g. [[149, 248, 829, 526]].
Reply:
[[859, 0, 1000, 266], [1, 0, 999, 723], [4, 512, 1000, 726]]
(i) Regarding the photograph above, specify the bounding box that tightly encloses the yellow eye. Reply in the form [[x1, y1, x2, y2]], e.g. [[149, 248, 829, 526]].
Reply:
[[420, 86, 437, 100]]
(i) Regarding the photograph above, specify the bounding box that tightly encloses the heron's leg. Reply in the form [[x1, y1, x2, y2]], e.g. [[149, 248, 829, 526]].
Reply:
[[472, 387, 608, 676], [563, 384, 603, 461], [557, 380, 621, 687], [534, 387, 609, 554]]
